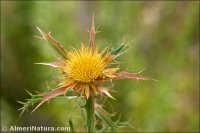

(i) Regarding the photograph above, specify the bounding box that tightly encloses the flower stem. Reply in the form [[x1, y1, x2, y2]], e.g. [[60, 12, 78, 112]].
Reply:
[[86, 95, 95, 132]]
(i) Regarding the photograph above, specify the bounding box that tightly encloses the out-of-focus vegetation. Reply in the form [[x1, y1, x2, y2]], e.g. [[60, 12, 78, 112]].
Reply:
[[1, 1, 199, 132]]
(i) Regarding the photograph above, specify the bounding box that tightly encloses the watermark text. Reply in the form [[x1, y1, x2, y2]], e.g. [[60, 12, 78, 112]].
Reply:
[[1, 125, 70, 132]]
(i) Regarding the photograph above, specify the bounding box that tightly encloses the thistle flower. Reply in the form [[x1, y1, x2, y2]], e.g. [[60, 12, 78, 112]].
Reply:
[[19, 15, 153, 132]]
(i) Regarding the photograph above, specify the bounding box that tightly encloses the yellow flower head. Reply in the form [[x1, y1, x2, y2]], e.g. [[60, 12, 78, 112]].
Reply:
[[57, 44, 119, 99], [66, 45, 105, 83]]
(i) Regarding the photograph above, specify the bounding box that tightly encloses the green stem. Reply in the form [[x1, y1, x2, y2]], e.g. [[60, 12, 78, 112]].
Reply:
[[86, 95, 95, 132]]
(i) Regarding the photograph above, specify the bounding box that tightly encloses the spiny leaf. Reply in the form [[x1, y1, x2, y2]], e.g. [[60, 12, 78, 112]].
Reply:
[[95, 105, 134, 131], [95, 106, 117, 132], [114, 116, 134, 129], [96, 123, 109, 132], [110, 42, 128, 55], [18, 90, 43, 116], [115, 120, 134, 128], [18, 97, 42, 116], [18, 89, 77, 116]]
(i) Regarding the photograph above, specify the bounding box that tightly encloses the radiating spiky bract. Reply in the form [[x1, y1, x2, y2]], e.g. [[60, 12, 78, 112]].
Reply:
[[19, 15, 153, 114]]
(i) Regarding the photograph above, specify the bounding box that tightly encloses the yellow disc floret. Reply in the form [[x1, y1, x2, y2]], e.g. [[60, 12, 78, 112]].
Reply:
[[66, 45, 105, 83]]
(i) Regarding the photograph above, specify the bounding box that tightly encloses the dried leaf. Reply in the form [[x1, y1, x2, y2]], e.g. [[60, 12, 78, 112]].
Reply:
[[31, 87, 67, 113], [34, 62, 60, 68], [36, 27, 68, 59], [112, 71, 156, 81], [88, 13, 96, 48], [98, 86, 115, 100]]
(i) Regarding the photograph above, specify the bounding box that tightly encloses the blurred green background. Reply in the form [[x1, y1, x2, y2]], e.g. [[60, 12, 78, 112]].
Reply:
[[1, 1, 199, 132]]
